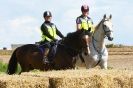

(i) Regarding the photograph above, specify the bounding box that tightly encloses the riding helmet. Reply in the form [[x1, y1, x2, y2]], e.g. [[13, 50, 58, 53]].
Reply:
[[43, 11, 52, 18], [81, 5, 89, 12]]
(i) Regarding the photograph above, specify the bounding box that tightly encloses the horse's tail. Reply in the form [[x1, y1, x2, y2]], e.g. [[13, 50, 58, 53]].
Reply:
[[7, 48, 18, 75]]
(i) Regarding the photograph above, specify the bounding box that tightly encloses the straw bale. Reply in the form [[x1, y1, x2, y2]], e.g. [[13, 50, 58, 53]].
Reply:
[[0, 69, 132, 88], [0, 74, 49, 88], [22, 69, 133, 88]]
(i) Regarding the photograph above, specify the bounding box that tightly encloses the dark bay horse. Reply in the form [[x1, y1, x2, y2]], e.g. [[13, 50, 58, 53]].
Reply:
[[7, 30, 90, 75]]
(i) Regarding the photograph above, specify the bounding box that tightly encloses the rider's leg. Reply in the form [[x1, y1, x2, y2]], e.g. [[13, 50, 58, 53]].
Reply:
[[43, 42, 51, 63], [43, 48, 50, 63]]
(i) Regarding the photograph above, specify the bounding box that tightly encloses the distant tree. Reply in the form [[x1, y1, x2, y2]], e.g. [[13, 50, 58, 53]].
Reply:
[[119, 44, 124, 48], [106, 44, 114, 48], [3, 47, 7, 50], [106, 44, 126, 48]]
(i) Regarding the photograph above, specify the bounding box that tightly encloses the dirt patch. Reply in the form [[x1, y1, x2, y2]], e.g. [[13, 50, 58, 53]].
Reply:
[[0, 48, 133, 70], [0, 55, 10, 63]]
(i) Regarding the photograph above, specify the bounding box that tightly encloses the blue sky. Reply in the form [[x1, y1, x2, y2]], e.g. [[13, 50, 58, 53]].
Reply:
[[0, 0, 133, 49]]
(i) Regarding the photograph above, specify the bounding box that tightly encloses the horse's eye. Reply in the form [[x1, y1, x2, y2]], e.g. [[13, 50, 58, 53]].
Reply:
[[103, 25, 107, 28]]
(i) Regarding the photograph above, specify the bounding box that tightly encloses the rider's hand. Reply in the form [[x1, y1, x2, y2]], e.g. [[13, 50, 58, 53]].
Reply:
[[88, 28, 91, 32], [53, 39, 58, 42]]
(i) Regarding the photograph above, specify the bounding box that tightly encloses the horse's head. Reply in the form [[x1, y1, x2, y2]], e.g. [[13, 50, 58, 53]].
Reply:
[[102, 14, 113, 41]]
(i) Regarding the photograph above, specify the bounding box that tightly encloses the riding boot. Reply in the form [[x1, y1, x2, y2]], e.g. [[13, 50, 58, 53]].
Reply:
[[43, 48, 50, 64]]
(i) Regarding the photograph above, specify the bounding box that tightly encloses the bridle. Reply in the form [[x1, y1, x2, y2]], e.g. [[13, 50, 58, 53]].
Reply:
[[92, 19, 112, 54], [92, 19, 112, 42], [102, 19, 112, 37]]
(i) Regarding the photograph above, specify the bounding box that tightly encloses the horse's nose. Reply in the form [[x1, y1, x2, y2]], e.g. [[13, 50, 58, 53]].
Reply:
[[108, 37, 113, 41]]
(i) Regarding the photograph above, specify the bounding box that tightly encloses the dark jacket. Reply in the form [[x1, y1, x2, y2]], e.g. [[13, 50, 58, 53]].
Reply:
[[41, 21, 64, 42]]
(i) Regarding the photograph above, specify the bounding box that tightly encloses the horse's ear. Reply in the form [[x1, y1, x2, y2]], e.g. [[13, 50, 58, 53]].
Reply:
[[109, 14, 112, 19], [103, 14, 106, 19]]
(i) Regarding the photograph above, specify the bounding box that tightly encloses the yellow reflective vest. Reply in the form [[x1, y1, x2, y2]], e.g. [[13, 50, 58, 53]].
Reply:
[[41, 24, 57, 42], [78, 17, 94, 33]]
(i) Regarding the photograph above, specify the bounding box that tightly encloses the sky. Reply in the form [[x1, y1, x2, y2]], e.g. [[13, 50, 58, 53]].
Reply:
[[0, 0, 133, 49]]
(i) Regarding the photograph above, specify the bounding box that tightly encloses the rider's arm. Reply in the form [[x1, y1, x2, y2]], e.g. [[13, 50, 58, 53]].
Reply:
[[56, 26, 65, 38], [76, 17, 82, 31], [41, 24, 55, 40], [76, 24, 81, 31], [90, 18, 95, 32]]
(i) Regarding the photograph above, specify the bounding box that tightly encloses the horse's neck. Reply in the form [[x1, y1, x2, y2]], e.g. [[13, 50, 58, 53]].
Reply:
[[63, 38, 78, 50], [92, 25, 105, 50]]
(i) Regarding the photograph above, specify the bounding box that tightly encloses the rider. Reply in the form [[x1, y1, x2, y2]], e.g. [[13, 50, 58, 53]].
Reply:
[[40, 11, 64, 63], [76, 5, 94, 53]]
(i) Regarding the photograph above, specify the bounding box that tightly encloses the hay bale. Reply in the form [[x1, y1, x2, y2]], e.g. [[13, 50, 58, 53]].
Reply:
[[0, 74, 49, 88], [22, 69, 133, 88], [48, 70, 132, 88], [49, 76, 111, 88], [1, 69, 133, 88], [49, 74, 132, 88]]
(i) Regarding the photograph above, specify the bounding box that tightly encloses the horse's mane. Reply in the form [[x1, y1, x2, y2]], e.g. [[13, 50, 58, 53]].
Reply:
[[95, 19, 103, 30], [66, 31, 81, 39], [95, 17, 111, 30]]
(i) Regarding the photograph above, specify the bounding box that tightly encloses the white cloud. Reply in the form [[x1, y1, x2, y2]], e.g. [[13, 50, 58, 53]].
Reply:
[[10, 16, 37, 29], [0, 16, 41, 49], [8, 16, 39, 37], [122, 16, 133, 30]]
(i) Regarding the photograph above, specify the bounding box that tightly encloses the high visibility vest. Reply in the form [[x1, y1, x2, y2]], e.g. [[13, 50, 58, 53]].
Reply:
[[41, 24, 57, 41], [79, 18, 94, 33]]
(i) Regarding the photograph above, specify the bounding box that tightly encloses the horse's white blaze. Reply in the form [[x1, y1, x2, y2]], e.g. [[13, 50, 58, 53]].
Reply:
[[104, 19, 113, 39], [85, 35, 90, 54]]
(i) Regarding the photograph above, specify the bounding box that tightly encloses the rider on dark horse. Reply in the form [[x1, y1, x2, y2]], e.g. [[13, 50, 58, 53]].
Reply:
[[40, 11, 64, 63], [76, 5, 94, 53]]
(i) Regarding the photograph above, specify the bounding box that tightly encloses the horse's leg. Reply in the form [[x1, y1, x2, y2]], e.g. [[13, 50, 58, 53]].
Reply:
[[84, 56, 92, 69], [19, 62, 31, 74], [99, 57, 108, 69], [74, 55, 82, 69]]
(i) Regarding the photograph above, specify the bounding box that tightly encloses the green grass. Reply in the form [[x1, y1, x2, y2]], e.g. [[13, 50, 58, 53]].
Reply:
[[0, 62, 8, 73], [0, 61, 41, 74], [0, 61, 21, 74]]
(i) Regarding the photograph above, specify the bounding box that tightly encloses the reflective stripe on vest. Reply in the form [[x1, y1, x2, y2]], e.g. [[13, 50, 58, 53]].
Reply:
[[79, 18, 94, 32], [42, 24, 57, 41]]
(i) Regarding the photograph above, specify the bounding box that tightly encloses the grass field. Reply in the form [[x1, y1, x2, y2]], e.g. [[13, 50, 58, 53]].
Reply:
[[0, 62, 7, 73], [0, 61, 21, 74]]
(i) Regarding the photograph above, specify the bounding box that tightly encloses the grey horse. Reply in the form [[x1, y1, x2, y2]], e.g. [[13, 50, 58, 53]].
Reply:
[[75, 14, 113, 69]]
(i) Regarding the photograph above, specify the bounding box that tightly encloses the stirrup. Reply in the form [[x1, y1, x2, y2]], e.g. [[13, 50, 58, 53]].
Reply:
[[43, 57, 50, 64]]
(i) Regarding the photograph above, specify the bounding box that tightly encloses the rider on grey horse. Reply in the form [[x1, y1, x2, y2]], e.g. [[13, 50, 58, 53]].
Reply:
[[76, 4, 95, 54], [75, 14, 113, 69]]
